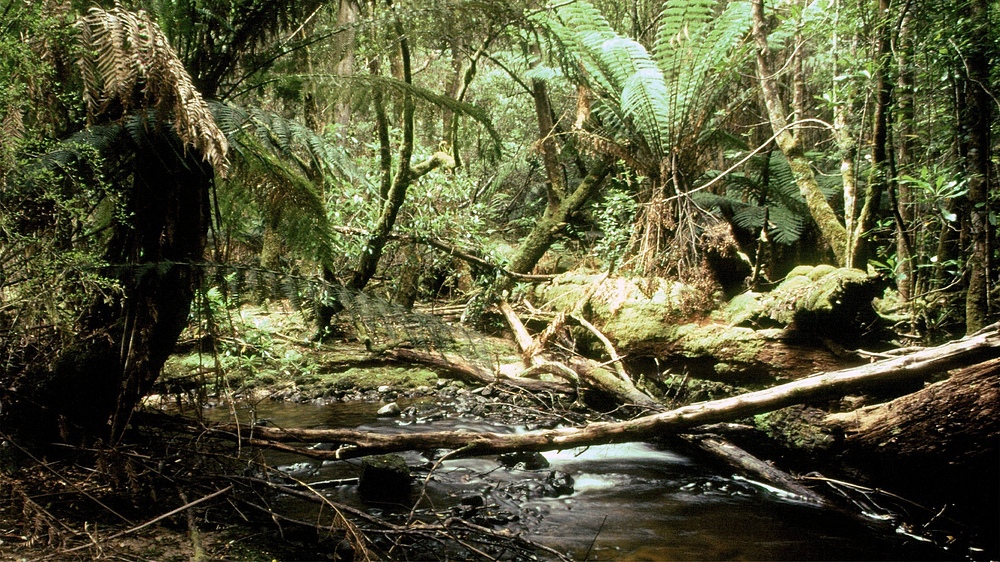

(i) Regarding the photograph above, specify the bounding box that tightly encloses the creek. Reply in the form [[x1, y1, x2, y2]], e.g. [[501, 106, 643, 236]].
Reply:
[[215, 398, 957, 561]]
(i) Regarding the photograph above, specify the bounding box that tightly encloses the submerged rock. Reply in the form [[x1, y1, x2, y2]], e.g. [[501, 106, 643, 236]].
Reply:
[[498, 451, 550, 470], [544, 471, 575, 497]]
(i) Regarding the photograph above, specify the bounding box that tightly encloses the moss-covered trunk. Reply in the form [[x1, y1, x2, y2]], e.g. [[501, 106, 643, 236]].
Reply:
[[751, 0, 848, 265]]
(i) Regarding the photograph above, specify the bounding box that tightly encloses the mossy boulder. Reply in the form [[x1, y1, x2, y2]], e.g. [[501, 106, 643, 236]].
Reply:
[[358, 454, 412, 503]]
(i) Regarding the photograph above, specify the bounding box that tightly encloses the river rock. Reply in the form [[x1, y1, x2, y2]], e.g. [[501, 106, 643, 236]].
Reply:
[[498, 451, 550, 470], [376, 402, 401, 417], [544, 470, 575, 497], [358, 454, 411, 503]]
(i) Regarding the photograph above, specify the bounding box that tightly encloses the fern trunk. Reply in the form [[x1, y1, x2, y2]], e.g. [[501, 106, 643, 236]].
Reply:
[[19, 149, 212, 444]]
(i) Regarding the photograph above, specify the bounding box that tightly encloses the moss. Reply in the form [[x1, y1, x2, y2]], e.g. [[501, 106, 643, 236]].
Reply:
[[316, 366, 439, 392], [753, 406, 835, 451], [535, 273, 715, 350], [674, 324, 765, 364], [721, 266, 879, 338]]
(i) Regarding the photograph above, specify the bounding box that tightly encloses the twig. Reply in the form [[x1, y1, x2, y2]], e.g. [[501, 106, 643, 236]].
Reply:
[[582, 514, 608, 561]]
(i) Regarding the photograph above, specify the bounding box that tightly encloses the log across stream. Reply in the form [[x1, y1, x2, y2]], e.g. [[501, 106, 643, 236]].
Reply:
[[214, 398, 960, 561]]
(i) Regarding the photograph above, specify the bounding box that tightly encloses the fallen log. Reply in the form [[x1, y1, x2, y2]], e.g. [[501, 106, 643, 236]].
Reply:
[[381, 348, 574, 394], [824, 355, 1000, 533], [684, 434, 828, 505], [202, 324, 1000, 461], [533, 269, 879, 382]]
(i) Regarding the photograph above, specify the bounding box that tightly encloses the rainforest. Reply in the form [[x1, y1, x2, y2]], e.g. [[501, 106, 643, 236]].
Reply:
[[0, 0, 997, 560]]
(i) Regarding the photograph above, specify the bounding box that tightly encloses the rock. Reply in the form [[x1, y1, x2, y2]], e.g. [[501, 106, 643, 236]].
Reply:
[[461, 494, 486, 508], [544, 471, 575, 497], [358, 454, 411, 503], [277, 462, 317, 478], [377, 385, 393, 393], [498, 451, 550, 470], [376, 402, 401, 417]]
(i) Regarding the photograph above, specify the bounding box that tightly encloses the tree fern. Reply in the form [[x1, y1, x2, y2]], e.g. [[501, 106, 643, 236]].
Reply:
[[75, 6, 230, 175]]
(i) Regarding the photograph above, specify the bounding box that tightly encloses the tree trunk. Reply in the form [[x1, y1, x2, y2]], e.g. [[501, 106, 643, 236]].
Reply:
[[751, 0, 848, 265], [963, 0, 993, 333], [849, 0, 891, 268], [333, 0, 359, 130], [893, 6, 916, 303]]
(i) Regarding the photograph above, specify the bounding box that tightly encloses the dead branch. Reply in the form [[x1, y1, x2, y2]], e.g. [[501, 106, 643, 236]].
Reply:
[[685, 435, 827, 504], [381, 348, 573, 394], [197, 323, 1000, 460], [569, 313, 630, 383], [499, 300, 660, 409]]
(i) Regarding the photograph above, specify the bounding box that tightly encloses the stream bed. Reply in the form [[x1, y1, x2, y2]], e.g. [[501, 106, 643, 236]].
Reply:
[[216, 398, 959, 561]]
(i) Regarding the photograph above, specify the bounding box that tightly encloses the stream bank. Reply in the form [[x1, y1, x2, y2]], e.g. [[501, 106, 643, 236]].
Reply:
[[144, 300, 997, 560]]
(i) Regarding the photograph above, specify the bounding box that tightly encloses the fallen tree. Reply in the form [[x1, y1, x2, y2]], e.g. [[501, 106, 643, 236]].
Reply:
[[530, 267, 884, 382], [825, 356, 1000, 529], [199, 323, 1000, 461]]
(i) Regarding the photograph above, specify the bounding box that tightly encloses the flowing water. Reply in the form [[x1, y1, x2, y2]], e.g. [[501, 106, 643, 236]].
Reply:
[[218, 399, 959, 561]]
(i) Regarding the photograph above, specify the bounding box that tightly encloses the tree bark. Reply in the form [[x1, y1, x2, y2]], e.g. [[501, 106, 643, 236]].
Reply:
[[826, 357, 999, 527], [963, 0, 993, 333]]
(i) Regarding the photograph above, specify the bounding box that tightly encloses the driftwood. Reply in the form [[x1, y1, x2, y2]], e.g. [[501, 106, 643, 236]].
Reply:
[[202, 324, 1000, 461]]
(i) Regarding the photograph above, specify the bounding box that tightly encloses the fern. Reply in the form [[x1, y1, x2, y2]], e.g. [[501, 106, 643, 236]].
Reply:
[[75, 7, 229, 175], [540, 0, 751, 167], [695, 151, 818, 245]]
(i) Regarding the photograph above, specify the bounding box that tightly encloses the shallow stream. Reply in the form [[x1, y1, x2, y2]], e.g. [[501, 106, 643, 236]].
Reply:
[[218, 398, 957, 561]]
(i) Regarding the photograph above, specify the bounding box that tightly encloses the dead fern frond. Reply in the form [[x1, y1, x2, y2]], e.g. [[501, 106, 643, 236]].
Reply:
[[75, 7, 229, 176]]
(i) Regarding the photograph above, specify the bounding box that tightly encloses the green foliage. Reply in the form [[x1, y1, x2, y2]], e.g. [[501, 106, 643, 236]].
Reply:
[[539, 0, 751, 169], [591, 177, 639, 268], [695, 151, 815, 245]]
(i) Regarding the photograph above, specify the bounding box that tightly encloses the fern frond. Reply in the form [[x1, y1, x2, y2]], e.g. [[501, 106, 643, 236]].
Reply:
[[230, 133, 337, 268], [75, 7, 230, 176]]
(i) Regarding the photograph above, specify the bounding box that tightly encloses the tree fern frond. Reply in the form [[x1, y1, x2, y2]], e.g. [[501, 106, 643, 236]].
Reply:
[[655, 0, 718, 60], [210, 101, 365, 190], [75, 6, 230, 176], [230, 134, 337, 268]]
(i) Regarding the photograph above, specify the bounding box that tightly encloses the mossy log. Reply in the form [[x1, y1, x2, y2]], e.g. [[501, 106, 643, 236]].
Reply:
[[723, 265, 882, 338], [532, 270, 879, 382]]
